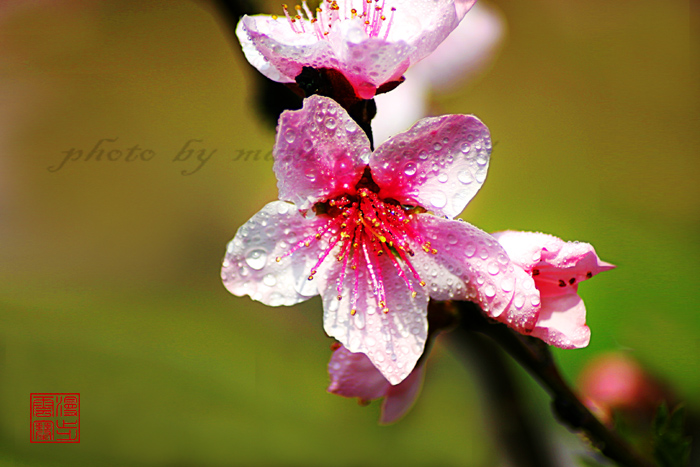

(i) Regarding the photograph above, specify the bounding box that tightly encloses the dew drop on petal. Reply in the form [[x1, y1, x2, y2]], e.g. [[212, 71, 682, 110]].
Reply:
[[263, 273, 277, 287], [437, 173, 448, 183], [465, 243, 476, 257], [345, 120, 357, 133], [530, 295, 541, 306], [479, 248, 489, 260], [277, 203, 289, 215], [302, 139, 313, 151], [457, 169, 473, 185], [500, 277, 514, 293], [429, 191, 447, 209], [513, 292, 525, 309], [433, 142, 442, 151], [284, 129, 296, 143], [487, 261, 500, 275], [460, 142, 471, 153], [325, 116, 337, 130], [305, 169, 317, 182], [418, 150, 428, 160], [483, 284, 496, 298], [245, 249, 267, 270], [404, 162, 417, 176]]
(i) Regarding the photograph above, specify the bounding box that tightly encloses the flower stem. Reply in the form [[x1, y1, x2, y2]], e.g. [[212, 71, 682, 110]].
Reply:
[[453, 300, 655, 467]]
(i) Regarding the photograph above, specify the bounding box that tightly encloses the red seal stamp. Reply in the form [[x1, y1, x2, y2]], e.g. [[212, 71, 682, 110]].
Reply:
[[30, 393, 80, 443]]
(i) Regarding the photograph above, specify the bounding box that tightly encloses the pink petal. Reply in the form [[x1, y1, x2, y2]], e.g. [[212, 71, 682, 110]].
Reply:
[[371, 114, 491, 219], [530, 293, 591, 349], [317, 250, 429, 385], [390, 0, 478, 63], [327, 345, 390, 400], [413, 2, 506, 91], [494, 231, 615, 298], [413, 215, 539, 332], [380, 362, 425, 424], [273, 96, 370, 210], [235, 17, 293, 83], [238, 15, 334, 83], [221, 201, 328, 306]]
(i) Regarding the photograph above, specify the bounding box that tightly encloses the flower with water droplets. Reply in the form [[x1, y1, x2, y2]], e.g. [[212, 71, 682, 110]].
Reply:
[[236, 0, 477, 99], [493, 231, 615, 349], [327, 343, 424, 424], [221, 95, 537, 384]]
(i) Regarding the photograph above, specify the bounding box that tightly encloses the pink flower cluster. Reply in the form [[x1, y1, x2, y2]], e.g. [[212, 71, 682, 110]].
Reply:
[[226, 0, 614, 423]]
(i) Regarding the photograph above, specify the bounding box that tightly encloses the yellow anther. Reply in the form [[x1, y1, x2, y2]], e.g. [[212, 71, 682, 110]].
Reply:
[[315, 233, 322, 239], [272, 14, 279, 19], [351, 309, 357, 316], [379, 235, 387, 242], [275, 256, 282, 262], [382, 307, 389, 314], [295, 4, 301, 9], [411, 291, 417, 298], [304, 241, 310, 247], [308, 275, 314, 280], [431, 248, 438, 255], [337, 294, 342, 300], [379, 301, 386, 308], [351, 265, 357, 270], [419, 280, 426, 287]]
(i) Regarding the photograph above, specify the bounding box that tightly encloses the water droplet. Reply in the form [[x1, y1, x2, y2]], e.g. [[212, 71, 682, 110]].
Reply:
[[484, 284, 496, 298], [530, 295, 541, 306], [497, 253, 508, 265], [263, 274, 277, 287], [245, 249, 267, 270], [325, 116, 337, 130], [433, 142, 442, 151], [460, 142, 471, 153], [354, 312, 365, 329], [475, 169, 487, 183], [345, 120, 357, 133], [437, 173, 448, 183], [476, 274, 485, 285], [447, 233, 457, 245], [284, 129, 295, 143], [302, 139, 313, 151], [457, 169, 473, 185], [479, 248, 489, 260], [487, 262, 500, 275], [467, 134, 474, 142], [513, 293, 525, 309], [429, 191, 447, 209], [476, 153, 488, 166], [418, 150, 428, 160], [365, 336, 376, 347], [465, 243, 476, 257], [277, 203, 289, 215], [404, 162, 417, 176], [305, 170, 317, 182], [238, 266, 249, 277]]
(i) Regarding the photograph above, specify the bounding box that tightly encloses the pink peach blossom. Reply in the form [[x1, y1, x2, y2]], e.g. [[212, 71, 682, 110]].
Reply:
[[236, 0, 477, 99], [328, 344, 424, 424], [373, 1, 506, 142], [222, 95, 537, 384], [493, 231, 615, 349]]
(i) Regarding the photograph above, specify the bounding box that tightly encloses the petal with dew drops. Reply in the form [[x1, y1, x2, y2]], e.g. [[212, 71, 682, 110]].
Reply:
[[531, 293, 591, 349], [317, 250, 429, 385], [371, 114, 491, 219], [221, 201, 329, 306], [412, 215, 539, 332], [273, 96, 370, 210]]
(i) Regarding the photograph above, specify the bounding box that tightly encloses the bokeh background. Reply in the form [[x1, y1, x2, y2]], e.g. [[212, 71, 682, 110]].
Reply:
[[0, 0, 697, 465]]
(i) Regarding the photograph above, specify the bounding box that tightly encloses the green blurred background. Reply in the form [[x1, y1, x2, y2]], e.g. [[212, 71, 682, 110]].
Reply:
[[0, 0, 697, 465]]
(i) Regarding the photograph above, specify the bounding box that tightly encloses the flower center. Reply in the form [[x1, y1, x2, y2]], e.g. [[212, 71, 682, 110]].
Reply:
[[274, 0, 396, 40], [276, 173, 435, 315]]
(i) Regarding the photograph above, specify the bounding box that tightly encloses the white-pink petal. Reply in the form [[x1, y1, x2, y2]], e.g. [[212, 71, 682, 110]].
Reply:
[[273, 96, 370, 210], [317, 251, 429, 385], [413, 215, 539, 332], [371, 114, 491, 219], [530, 293, 591, 349], [221, 201, 327, 306]]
